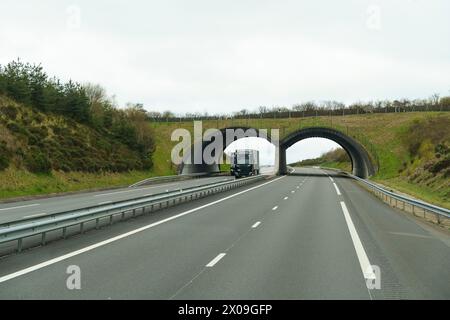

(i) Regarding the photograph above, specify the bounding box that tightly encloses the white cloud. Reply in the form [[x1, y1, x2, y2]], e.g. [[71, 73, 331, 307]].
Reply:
[[0, 0, 449, 115]]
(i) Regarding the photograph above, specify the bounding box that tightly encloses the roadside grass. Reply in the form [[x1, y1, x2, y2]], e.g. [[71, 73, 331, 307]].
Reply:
[[373, 176, 450, 209], [0, 168, 156, 200], [319, 161, 352, 173], [219, 163, 231, 172]]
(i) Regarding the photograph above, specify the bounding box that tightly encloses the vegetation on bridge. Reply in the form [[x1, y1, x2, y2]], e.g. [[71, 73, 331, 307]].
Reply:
[[150, 112, 450, 208]]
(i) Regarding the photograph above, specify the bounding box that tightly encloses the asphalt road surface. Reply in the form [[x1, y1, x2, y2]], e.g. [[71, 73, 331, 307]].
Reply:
[[0, 167, 449, 299], [0, 176, 234, 224]]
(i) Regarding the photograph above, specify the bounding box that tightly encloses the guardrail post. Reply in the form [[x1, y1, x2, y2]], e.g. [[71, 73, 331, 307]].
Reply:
[[41, 232, 46, 245], [80, 222, 84, 234], [95, 218, 100, 230], [109, 215, 113, 225], [17, 238, 23, 253], [63, 227, 67, 239]]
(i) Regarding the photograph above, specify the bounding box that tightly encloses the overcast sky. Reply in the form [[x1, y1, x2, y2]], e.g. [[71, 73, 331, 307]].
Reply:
[[1, 0, 449, 115], [1, 1, 449, 162]]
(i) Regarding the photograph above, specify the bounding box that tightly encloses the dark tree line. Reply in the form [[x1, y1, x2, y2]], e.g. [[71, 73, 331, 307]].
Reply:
[[0, 60, 154, 170], [148, 96, 450, 122], [0, 60, 90, 123]]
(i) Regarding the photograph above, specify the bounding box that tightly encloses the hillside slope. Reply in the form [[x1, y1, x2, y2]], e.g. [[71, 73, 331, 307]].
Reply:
[[289, 148, 352, 172], [0, 95, 156, 198]]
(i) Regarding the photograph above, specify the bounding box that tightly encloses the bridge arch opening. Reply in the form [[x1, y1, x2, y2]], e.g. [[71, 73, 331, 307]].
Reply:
[[280, 127, 375, 178], [286, 138, 352, 172]]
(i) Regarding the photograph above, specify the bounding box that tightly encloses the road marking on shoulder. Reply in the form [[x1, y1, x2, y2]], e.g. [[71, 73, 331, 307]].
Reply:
[[389, 231, 433, 239], [94, 183, 178, 197], [98, 201, 112, 205], [206, 253, 226, 267], [252, 221, 261, 228], [0, 176, 286, 284], [296, 186, 300, 189], [272, 206, 278, 211], [0, 204, 40, 211], [291, 190, 295, 193], [333, 183, 342, 196], [22, 212, 48, 219], [340, 202, 376, 280], [283, 197, 288, 200], [329, 177, 334, 182]]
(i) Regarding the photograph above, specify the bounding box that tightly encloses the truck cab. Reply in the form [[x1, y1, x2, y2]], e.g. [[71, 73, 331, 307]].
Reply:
[[230, 149, 260, 178]]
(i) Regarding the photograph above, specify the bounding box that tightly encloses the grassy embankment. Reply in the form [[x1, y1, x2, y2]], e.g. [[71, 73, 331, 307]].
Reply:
[[0, 95, 160, 200]]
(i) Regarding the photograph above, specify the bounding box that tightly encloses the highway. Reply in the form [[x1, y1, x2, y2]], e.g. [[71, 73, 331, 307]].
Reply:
[[0, 176, 234, 224], [0, 167, 449, 299]]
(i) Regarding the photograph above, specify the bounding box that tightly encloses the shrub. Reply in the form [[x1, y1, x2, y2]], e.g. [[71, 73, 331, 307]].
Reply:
[[29, 126, 48, 139], [1, 105, 18, 120], [24, 148, 52, 173], [429, 157, 450, 174], [0, 141, 11, 170]]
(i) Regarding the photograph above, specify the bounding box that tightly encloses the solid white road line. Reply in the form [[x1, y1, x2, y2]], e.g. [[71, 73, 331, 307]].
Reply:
[[251, 221, 261, 228], [206, 253, 226, 267], [98, 201, 112, 205], [22, 212, 48, 219], [0, 204, 39, 211], [329, 177, 334, 182], [333, 183, 342, 196], [272, 206, 278, 211], [0, 176, 286, 284], [340, 201, 376, 280], [283, 197, 288, 200], [291, 190, 295, 193], [94, 184, 178, 197]]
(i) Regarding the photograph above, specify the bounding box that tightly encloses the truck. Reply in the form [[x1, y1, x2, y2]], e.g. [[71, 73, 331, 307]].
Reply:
[[230, 149, 260, 178]]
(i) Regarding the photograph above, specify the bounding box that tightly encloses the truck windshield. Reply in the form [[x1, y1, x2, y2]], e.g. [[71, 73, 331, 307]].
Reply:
[[235, 153, 250, 164]]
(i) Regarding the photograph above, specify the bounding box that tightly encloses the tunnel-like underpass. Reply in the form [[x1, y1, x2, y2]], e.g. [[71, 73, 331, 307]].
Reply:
[[180, 127, 375, 178]]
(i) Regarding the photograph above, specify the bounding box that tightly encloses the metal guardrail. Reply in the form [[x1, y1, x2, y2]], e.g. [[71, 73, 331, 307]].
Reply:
[[129, 173, 209, 188], [0, 175, 265, 254], [343, 172, 450, 225]]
